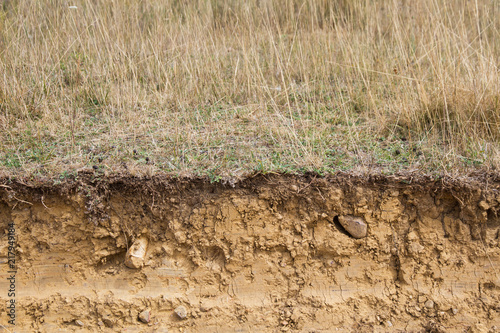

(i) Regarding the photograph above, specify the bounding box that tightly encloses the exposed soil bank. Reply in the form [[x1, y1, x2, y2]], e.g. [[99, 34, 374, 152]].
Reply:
[[0, 173, 499, 332]]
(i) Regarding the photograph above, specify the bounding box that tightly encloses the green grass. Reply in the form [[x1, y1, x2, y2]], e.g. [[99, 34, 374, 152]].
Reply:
[[0, 0, 499, 179]]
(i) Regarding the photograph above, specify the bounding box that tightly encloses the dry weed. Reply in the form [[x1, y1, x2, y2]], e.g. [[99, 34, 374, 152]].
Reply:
[[0, 0, 498, 177]]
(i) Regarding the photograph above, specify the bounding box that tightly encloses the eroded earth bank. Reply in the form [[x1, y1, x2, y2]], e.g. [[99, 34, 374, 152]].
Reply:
[[0, 173, 499, 332]]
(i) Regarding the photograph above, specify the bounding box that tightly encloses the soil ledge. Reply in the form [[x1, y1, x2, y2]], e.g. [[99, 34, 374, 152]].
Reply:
[[0, 173, 499, 332]]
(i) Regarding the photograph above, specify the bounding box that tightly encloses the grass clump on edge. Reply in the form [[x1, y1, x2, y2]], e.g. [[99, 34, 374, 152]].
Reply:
[[0, 0, 499, 179]]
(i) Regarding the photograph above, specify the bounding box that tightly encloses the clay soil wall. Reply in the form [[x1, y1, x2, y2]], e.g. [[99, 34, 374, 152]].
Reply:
[[0, 173, 499, 332]]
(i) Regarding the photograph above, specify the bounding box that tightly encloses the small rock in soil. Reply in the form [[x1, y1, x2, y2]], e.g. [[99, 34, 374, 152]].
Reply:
[[338, 215, 367, 238], [425, 300, 434, 309], [154, 329, 170, 333], [125, 236, 149, 269], [478, 201, 489, 210], [138, 309, 151, 323], [174, 305, 188, 319], [75, 319, 84, 327], [199, 302, 211, 312], [102, 317, 114, 328]]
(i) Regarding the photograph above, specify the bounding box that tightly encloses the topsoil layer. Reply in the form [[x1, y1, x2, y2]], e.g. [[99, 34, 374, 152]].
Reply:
[[0, 172, 499, 332]]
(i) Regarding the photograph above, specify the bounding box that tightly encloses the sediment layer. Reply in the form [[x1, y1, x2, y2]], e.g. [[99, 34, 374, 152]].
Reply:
[[0, 173, 499, 332]]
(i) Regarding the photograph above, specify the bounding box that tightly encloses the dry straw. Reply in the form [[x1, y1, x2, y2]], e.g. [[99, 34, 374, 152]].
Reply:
[[0, 0, 498, 176]]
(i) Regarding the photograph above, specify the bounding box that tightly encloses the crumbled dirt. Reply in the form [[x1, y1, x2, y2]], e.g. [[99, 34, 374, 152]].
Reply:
[[0, 172, 499, 332]]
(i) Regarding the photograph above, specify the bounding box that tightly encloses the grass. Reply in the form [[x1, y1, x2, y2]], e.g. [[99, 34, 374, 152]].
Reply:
[[0, 0, 499, 178]]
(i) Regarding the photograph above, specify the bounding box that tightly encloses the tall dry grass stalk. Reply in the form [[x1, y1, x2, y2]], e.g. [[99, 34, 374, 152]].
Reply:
[[0, 0, 498, 175]]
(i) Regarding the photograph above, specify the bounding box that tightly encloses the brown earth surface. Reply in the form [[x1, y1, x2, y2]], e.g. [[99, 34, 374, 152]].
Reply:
[[0, 172, 499, 332]]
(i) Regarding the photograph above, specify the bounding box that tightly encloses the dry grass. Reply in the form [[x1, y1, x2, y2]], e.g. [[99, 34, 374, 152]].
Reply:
[[0, 0, 499, 178]]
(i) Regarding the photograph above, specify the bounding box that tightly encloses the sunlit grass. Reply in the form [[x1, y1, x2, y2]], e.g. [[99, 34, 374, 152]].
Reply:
[[0, 0, 498, 178]]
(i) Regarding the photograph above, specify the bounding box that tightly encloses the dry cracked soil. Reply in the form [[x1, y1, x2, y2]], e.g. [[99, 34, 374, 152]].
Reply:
[[0, 172, 499, 332]]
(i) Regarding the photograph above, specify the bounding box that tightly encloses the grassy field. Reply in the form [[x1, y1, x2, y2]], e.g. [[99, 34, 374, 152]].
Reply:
[[0, 0, 499, 179]]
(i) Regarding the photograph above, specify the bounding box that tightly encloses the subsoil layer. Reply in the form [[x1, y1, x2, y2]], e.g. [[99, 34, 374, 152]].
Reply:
[[0, 172, 499, 332]]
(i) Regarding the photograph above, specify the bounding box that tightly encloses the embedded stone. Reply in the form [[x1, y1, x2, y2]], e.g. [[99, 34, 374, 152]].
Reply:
[[138, 309, 151, 323], [478, 201, 489, 210], [102, 317, 114, 328], [338, 215, 367, 238], [174, 305, 188, 319], [125, 236, 148, 269]]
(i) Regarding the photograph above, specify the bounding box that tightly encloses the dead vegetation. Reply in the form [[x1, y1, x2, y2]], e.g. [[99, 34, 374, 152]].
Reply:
[[0, 0, 499, 177]]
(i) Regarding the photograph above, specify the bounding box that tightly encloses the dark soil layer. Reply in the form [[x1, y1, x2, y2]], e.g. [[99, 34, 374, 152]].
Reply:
[[0, 172, 499, 332]]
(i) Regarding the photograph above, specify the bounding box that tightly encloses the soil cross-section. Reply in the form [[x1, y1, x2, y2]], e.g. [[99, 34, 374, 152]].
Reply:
[[0, 173, 499, 332]]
